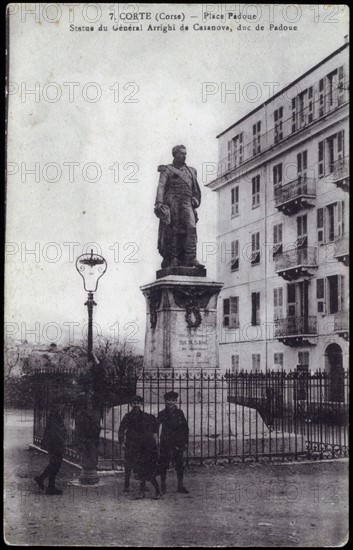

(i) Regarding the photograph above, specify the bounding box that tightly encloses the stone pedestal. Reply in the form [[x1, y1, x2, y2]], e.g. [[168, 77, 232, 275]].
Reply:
[[140, 275, 223, 371]]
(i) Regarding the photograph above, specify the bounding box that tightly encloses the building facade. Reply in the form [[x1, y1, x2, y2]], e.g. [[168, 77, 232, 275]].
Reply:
[[207, 41, 349, 386]]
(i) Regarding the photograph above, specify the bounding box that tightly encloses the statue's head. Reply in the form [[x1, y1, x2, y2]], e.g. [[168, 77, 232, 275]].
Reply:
[[172, 145, 187, 164]]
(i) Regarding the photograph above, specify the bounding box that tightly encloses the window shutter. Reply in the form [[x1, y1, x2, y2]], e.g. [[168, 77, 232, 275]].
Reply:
[[337, 130, 345, 161], [231, 240, 239, 271], [291, 97, 296, 132], [318, 141, 325, 177], [340, 275, 345, 311], [316, 278, 326, 314], [319, 78, 325, 116], [223, 299, 230, 326], [337, 275, 342, 313], [336, 200, 343, 237], [231, 355, 239, 374], [227, 140, 232, 170], [251, 293, 256, 325], [337, 65, 345, 105], [317, 208, 324, 242]]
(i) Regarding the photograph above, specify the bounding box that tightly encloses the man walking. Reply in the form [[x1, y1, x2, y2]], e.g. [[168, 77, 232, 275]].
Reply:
[[158, 391, 189, 494], [35, 401, 66, 495]]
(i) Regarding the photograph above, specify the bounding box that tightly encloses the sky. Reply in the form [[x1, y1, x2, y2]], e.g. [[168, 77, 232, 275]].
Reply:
[[5, 3, 349, 352]]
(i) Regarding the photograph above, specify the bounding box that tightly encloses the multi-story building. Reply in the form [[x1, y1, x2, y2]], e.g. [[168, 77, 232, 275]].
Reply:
[[207, 40, 349, 394]]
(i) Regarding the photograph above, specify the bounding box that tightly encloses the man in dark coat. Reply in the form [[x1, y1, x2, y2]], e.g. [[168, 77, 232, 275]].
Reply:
[[35, 402, 66, 495], [118, 395, 160, 497], [158, 391, 189, 494]]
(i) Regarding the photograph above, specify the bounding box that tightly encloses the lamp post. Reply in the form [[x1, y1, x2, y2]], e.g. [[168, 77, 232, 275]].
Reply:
[[76, 249, 107, 485]]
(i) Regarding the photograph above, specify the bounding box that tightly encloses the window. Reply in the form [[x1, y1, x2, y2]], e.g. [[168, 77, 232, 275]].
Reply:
[[231, 240, 239, 271], [316, 278, 325, 314], [228, 133, 244, 171], [273, 163, 282, 201], [298, 351, 309, 369], [273, 163, 282, 187], [273, 287, 283, 320], [316, 275, 344, 315], [233, 133, 243, 167], [274, 106, 283, 143], [287, 284, 296, 317], [251, 292, 260, 325], [231, 185, 239, 217], [252, 354, 260, 372], [252, 175, 260, 208], [318, 130, 345, 176], [223, 297, 239, 328], [323, 65, 346, 111], [327, 275, 339, 314], [321, 201, 345, 243], [274, 353, 284, 369], [291, 87, 314, 131], [252, 121, 261, 155], [231, 354, 239, 374], [251, 232, 260, 266], [298, 89, 308, 128], [272, 224, 283, 258]]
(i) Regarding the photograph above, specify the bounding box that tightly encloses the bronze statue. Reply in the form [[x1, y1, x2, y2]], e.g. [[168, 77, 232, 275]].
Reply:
[[154, 145, 203, 268]]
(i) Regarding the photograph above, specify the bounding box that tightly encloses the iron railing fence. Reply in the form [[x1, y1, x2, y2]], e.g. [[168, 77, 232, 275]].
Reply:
[[32, 368, 349, 468]]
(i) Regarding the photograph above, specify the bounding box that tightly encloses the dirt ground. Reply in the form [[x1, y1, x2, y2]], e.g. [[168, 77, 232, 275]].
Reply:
[[4, 410, 349, 547]]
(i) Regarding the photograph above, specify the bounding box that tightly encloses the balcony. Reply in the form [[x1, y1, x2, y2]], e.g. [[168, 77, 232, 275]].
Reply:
[[330, 157, 349, 192], [274, 177, 316, 215], [275, 246, 318, 281], [334, 311, 349, 340], [333, 235, 349, 266], [275, 316, 317, 347]]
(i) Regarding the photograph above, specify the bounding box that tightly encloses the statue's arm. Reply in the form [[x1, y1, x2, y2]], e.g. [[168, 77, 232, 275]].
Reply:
[[191, 168, 201, 208], [155, 165, 168, 205]]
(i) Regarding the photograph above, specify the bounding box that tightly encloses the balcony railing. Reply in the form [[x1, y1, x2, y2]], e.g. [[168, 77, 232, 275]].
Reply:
[[275, 316, 318, 338], [334, 235, 349, 263], [334, 311, 349, 333], [275, 247, 317, 272], [330, 156, 349, 183], [274, 177, 316, 206]]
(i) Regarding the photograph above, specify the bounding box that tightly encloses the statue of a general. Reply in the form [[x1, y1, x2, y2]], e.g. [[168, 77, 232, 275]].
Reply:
[[154, 145, 203, 269]]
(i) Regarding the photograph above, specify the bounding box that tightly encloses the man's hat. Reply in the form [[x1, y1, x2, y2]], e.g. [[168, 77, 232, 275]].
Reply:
[[164, 391, 179, 400], [130, 395, 143, 403]]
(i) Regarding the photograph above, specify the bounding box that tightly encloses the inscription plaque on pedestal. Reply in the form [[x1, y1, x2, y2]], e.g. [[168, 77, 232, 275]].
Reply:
[[141, 275, 223, 371]]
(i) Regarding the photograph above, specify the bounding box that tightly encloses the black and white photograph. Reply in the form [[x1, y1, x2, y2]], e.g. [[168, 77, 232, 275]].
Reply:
[[4, 3, 349, 546]]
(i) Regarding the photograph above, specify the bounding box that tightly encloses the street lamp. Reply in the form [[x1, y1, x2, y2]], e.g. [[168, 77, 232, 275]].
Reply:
[[75, 249, 107, 485]]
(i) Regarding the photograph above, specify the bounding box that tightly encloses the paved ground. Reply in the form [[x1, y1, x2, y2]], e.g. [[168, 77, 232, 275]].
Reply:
[[4, 410, 349, 547]]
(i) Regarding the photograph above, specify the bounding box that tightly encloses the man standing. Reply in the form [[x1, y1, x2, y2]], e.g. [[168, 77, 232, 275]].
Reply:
[[158, 391, 189, 494], [35, 401, 66, 495], [154, 145, 203, 268], [118, 395, 155, 495]]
